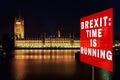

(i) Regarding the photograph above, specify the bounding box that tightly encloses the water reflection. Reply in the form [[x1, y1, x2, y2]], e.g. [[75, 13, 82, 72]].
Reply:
[[14, 59, 26, 80], [0, 49, 114, 80], [14, 49, 77, 62], [13, 49, 88, 80]]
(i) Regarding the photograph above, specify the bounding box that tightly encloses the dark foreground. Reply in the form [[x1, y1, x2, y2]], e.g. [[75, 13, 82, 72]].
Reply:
[[0, 49, 119, 80]]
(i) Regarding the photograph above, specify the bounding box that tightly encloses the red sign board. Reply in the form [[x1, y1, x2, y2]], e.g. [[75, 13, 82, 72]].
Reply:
[[80, 8, 113, 72]]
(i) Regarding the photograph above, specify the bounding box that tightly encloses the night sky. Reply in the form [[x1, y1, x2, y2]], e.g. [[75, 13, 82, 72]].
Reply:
[[0, 0, 119, 39]]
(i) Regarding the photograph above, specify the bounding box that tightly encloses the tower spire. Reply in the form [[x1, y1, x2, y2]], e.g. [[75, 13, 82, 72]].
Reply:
[[14, 16, 24, 39], [56, 24, 61, 38]]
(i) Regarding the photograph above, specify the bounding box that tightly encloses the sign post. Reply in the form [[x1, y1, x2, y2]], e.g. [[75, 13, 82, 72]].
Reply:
[[92, 66, 94, 80]]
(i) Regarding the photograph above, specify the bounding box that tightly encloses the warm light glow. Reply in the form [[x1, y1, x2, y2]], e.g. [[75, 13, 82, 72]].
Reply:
[[14, 49, 79, 64], [14, 17, 24, 39], [16, 21, 21, 24], [15, 54, 75, 60], [15, 38, 80, 48]]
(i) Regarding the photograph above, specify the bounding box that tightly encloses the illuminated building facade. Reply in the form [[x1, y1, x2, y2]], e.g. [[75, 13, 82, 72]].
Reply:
[[14, 17, 24, 39], [15, 38, 80, 48], [14, 17, 80, 48]]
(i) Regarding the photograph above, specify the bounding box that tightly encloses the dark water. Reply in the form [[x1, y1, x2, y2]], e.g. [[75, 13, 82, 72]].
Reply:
[[0, 49, 119, 80]]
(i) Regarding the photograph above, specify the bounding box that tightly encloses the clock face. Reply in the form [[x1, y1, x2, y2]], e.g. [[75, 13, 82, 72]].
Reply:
[[16, 21, 21, 24]]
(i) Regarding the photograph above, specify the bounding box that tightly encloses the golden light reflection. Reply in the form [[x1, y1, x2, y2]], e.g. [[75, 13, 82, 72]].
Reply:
[[12, 49, 78, 80], [14, 49, 80, 63], [15, 55, 75, 61], [14, 56, 26, 80]]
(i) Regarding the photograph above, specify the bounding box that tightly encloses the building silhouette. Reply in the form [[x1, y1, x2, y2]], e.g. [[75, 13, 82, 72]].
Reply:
[[14, 17, 80, 48]]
